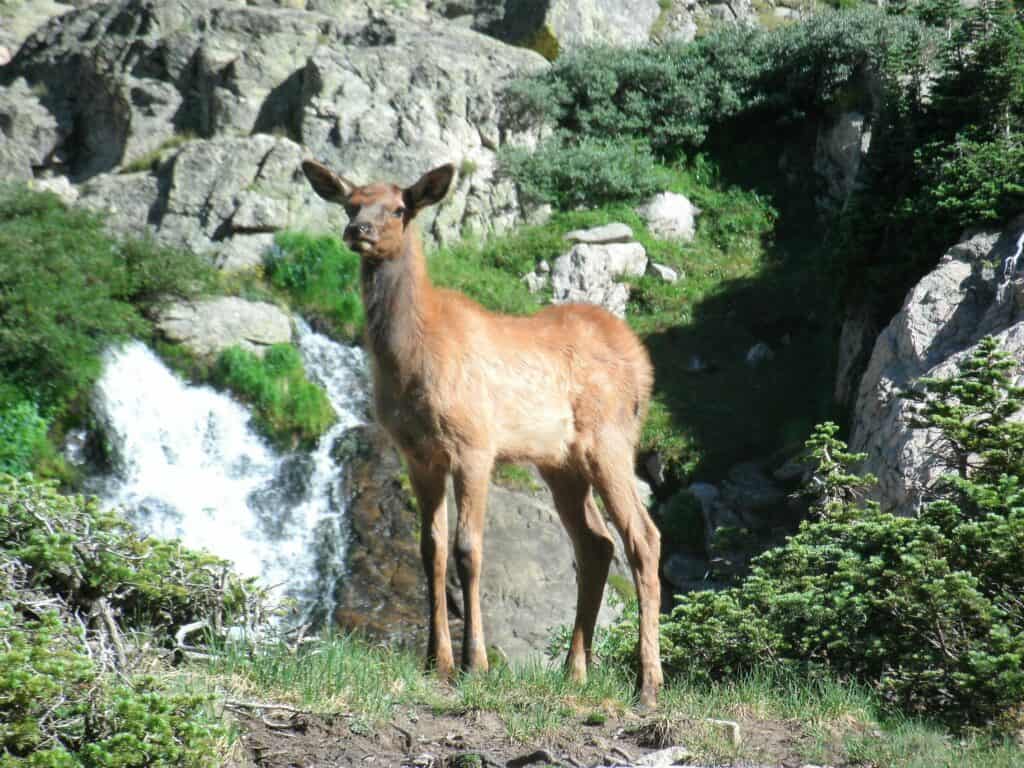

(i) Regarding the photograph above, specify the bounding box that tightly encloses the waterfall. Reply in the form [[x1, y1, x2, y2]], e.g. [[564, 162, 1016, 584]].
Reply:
[[84, 326, 368, 626], [998, 229, 1024, 303]]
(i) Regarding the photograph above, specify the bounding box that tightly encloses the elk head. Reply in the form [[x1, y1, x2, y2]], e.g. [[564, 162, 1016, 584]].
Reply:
[[302, 160, 455, 260]]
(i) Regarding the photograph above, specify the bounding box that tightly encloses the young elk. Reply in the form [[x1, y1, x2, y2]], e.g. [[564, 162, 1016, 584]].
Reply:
[[302, 159, 663, 707]]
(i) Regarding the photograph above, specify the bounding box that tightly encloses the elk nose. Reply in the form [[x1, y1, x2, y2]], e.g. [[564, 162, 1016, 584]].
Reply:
[[345, 221, 373, 240]]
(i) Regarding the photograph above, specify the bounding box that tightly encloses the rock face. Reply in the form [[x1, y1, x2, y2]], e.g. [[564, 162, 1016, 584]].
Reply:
[[550, 242, 648, 318], [851, 216, 1024, 514], [479, 0, 663, 58], [156, 297, 293, 358], [815, 110, 871, 213], [2, 0, 547, 264], [334, 424, 630, 660]]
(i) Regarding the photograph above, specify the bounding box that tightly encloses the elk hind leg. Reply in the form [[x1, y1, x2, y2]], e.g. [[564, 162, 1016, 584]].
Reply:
[[541, 468, 615, 684], [589, 446, 663, 708], [453, 455, 493, 673]]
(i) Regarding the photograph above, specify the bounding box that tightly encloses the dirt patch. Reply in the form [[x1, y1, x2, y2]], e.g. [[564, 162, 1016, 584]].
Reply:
[[226, 701, 847, 768]]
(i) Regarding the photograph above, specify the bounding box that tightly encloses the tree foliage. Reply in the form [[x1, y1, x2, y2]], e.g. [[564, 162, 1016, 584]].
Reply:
[[603, 340, 1024, 726]]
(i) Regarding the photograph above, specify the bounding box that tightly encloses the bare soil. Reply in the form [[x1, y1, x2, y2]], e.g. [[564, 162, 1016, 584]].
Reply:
[[227, 701, 847, 768]]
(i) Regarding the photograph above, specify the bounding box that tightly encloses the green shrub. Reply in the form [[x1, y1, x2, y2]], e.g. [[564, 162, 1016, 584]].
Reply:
[[602, 340, 1024, 726], [265, 231, 362, 340], [0, 185, 214, 410], [0, 475, 259, 766], [212, 344, 336, 449], [505, 9, 930, 158], [499, 136, 672, 208], [659, 491, 706, 554], [0, 387, 49, 477]]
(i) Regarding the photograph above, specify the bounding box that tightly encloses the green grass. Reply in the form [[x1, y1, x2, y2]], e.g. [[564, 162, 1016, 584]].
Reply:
[[265, 231, 363, 341], [202, 632, 1024, 766], [211, 344, 336, 449]]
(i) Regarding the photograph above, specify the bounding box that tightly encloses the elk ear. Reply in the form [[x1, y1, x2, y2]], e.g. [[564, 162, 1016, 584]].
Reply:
[[404, 164, 455, 215], [302, 160, 355, 204]]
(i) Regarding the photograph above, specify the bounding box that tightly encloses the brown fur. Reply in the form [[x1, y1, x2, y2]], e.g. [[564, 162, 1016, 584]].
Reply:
[[303, 160, 663, 707]]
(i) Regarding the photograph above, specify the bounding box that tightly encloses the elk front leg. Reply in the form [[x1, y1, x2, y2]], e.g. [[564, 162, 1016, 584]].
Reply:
[[409, 460, 454, 680], [453, 456, 493, 672]]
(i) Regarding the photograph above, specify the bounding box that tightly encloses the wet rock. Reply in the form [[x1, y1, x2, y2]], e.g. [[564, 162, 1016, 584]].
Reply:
[[745, 342, 774, 366]]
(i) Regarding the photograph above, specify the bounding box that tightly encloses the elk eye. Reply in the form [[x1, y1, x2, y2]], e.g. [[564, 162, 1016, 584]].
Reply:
[[392, 207, 405, 219]]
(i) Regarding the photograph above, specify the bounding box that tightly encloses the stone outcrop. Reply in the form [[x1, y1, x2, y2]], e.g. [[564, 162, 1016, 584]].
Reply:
[[550, 242, 648, 318], [814, 110, 871, 213], [155, 296, 293, 358], [333, 424, 630, 660], [2, 0, 547, 265], [851, 216, 1024, 514]]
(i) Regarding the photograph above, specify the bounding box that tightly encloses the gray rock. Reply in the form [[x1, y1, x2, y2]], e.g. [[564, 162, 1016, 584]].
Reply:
[[704, 719, 741, 747], [852, 217, 1024, 514], [29, 175, 77, 204], [663, 553, 708, 589], [550, 242, 647, 318], [216, 234, 276, 273], [0, 78, 62, 180], [745, 341, 774, 366], [522, 271, 549, 294], [720, 462, 786, 521], [647, 262, 680, 283], [6, 0, 547, 244], [156, 297, 293, 359], [480, 0, 663, 58], [565, 222, 633, 244], [834, 304, 878, 408], [634, 746, 690, 768], [636, 192, 699, 242]]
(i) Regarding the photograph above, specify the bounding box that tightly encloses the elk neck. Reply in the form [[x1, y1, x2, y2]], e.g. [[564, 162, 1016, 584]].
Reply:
[[359, 225, 432, 379]]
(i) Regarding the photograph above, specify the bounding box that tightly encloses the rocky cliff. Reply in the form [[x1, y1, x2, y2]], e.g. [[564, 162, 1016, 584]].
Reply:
[[851, 216, 1024, 514]]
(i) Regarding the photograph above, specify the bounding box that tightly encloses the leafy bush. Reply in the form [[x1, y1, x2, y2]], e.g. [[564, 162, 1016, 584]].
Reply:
[[265, 231, 362, 340], [505, 9, 930, 158], [603, 340, 1024, 726], [212, 344, 336, 449], [0, 475, 263, 766], [0, 386, 49, 477], [499, 136, 672, 208], [0, 185, 214, 410]]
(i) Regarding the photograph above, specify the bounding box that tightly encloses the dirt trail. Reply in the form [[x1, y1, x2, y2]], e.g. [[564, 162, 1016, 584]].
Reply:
[[227, 703, 840, 768]]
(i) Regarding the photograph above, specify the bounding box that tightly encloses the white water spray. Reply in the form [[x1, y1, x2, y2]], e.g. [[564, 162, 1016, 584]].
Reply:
[[998, 229, 1024, 303], [86, 327, 368, 623]]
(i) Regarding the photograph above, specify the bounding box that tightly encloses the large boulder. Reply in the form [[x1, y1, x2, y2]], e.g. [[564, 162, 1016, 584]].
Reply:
[[0, 78, 63, 180], [3, 0, 547, 253], [333, 424, 630, 661], [155, 296, 293, 358], [851, 216, 1024, 514]]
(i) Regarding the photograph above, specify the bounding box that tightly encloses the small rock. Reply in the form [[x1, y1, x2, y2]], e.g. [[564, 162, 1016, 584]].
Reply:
[[636, 192, 700, 242], [745, 342, 775, 366], [522, 272, 548, 294], [537, 259, 551, 274], [634, 746, 690, 767], [30, 176, 78, 205], [685, 354, 710, 374], [565, 222, 634, 245], [704, 718, 741, 748], [646, 262, 680, 283]]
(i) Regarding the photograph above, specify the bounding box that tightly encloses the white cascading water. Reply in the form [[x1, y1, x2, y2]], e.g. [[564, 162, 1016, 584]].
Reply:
[[998, 229, 1024, 303], [85, 321, 368, 625]]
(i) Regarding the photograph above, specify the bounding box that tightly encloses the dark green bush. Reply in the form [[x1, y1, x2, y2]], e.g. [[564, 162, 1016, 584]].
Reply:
[[505, 9, 931, 158], [499, 136, 672, 208], [265, 231, 362, 340], [603, 340, 1024, 726], [0, 186, 214, 410], [212, 344, 336, 449]]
